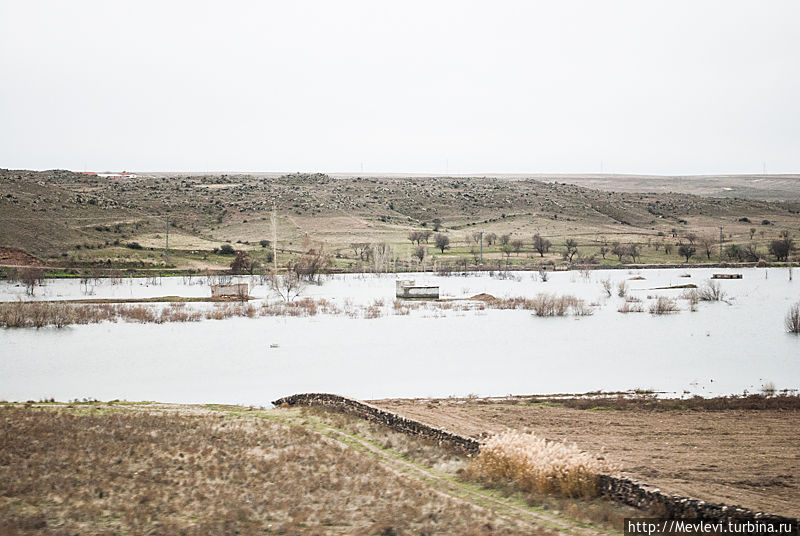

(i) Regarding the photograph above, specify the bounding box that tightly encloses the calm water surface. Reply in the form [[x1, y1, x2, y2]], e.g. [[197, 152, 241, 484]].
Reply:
[[1, 268, 798, 404]]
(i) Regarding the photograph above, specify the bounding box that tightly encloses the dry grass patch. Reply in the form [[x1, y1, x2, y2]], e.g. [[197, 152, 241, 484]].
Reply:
[[648, 296, 679, 315], [467, 432, 615, 499], [0, 405, 538, 536]]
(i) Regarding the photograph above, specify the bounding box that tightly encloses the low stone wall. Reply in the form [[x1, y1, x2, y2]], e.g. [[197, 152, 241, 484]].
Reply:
[[272, 393, 479, 454], [273, 393, 798, 528], [599, 475, 797, 527]]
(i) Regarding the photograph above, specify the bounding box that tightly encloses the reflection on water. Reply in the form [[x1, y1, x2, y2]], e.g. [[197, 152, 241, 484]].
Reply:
[[1, 268, 798, 404]]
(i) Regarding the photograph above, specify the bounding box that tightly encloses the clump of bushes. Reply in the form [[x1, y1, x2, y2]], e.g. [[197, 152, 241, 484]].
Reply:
[[479, 294, 591, 316], [698, 280, 726, 302], [468, 431, 614, 498], [618, 301, 645, 313], [649, 296, 679, 315], [0, 301, 203, 328]]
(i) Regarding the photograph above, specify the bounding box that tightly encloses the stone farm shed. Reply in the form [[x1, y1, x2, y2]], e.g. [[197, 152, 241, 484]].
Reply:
[[211, 283, 249, 298], [395, 280, 439, 299]]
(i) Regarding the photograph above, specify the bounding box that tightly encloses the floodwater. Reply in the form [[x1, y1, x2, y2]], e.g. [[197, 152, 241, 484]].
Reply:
[[1, 268, 799, 405]]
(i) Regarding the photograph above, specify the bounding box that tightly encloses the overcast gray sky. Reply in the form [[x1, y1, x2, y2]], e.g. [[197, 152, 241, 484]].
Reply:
[[1, 1, 798, 175]]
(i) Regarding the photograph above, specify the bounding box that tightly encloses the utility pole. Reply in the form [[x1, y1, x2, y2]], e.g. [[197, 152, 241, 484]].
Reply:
[[271, 203, 278, 272], [165, 215, 169, 264], [479, 231, 483, 264]]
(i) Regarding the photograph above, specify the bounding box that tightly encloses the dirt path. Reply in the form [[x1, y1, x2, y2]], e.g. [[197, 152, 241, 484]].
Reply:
[[371, 399, 800, 518]]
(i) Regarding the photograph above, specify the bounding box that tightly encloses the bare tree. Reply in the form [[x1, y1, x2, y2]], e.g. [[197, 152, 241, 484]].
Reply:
[[500, 242, 514, 261], [434, 233, 450, 253], [611, 242, 627, 263], [628, 243, 641, 263], [563, 239, 578, 263], [371, 242, 390, 272], [742, 242, 760, 262], [20, 268, 45, 296], [230, 251, 253, 274], [532, 234, 551, 257], [268, 269, 305, 302], [500, 234, 511, 246], [351, 242, 371, 260], [598, 245, 609, 259], [685, 232, 697, 245], [769, 231, 794, 261], [293, 246, 331, 281], [678, 243, 696, 262], [511, 239, 524, 255], [697, 235, 714, 260], [485, 232, 497, 246], [413, 245, 426, 263]]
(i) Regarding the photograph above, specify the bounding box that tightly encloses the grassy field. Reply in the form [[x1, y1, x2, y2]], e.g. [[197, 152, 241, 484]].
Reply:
[[2, 169, 800, 275], [0, 402, 640, 535]]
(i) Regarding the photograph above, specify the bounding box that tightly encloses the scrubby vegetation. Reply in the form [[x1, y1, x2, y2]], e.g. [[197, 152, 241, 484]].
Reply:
[[0, 301, 204, 328]]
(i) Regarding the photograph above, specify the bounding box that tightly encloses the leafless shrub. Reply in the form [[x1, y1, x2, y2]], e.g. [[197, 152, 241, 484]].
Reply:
[[600, 278, 612, 297], [682, 289, 699, 312], [618, 301, 644, 313], [698, 280, 726, 302], [616, 281, 628, 298], [649, 296, 679, 315], [571, 299, 594, 316], [538, 268, 549, 282], [785, 302, 800, 334], [527, 294, 585, 317]]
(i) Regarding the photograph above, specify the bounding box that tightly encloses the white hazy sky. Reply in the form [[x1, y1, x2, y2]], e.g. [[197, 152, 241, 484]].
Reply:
[[1, 1, 798, 175]]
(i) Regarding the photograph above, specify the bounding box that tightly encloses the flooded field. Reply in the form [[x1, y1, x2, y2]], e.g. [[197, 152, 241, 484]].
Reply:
[[1, 268, 799, 405]]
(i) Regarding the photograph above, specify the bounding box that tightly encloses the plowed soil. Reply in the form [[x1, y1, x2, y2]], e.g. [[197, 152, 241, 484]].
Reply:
[[371, 398, 800, 518]]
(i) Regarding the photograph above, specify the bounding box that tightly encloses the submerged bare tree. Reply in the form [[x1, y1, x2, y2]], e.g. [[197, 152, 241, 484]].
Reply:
[[20, 268, 45, 296], [268, 269, 305, 302], [786, 302, 800, 334]]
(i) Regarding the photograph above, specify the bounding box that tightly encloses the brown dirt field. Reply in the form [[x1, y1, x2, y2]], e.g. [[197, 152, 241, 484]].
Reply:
[[370, 398, 800, 518], [0, 247, 45, 267]]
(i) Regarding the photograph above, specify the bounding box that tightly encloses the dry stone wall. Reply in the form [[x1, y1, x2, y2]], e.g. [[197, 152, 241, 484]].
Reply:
[[273, 392, 479, 454]]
